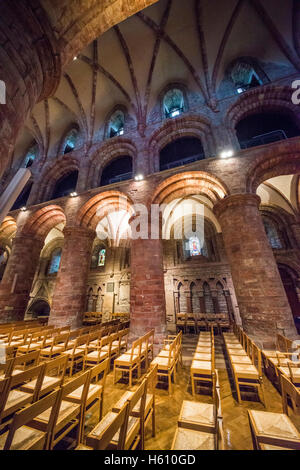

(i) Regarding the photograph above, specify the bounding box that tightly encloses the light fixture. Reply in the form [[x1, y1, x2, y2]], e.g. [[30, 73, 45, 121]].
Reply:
[[118, 129, 124, 136], [70, 192, 78, 197], [220, 149, 234, 159], [134, 174, 144, 182], [20, 206, 27, 211], [73, 56, 77, 61], [171, 109, 180, 118], [237, 87, 244, 94]]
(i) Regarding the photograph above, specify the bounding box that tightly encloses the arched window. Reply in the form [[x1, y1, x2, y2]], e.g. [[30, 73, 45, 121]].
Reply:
[[108, 110, 125, 138], [0, 247, 8, 281], [52, 171, 78, 199], [91, 246, 106, 268], [163, 89, 185, 119], [23, 144, 38, 168], [236, 112, 300, 149], [160, 137, 204, 171], [263, 217, 283, 249], [228, 59, 266, 94], [48, 248, 62, 274], [100, 156, 133, 186], [184, 236, 208, 258], [63, 129, 78, 154]]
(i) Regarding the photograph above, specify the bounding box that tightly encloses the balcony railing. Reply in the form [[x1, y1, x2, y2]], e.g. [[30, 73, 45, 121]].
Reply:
[[107, 172, 132, 184], [160, 153, 205, 171], [240, 130, 288, 149]]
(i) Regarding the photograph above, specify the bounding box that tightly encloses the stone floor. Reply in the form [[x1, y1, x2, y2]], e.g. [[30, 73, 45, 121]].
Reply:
[[70, 334, 300, 450]]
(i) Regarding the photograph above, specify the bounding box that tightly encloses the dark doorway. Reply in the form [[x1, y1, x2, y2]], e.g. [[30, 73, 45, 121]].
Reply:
[[279, 266, 300, 334], [52, 171, 78, 199], [11, 183, 33, 210], [236, 112, 300, 149], [28, 299, 50, 318], [100, 156, 133, 186], [159, 137, 205, 171]]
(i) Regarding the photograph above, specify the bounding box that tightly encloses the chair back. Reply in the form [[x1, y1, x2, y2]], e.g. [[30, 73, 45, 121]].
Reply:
[[13, 350, 41, 372], [92, 402, 130, 450], [3, 390, 59, 450], [281, 374, 300, 416]]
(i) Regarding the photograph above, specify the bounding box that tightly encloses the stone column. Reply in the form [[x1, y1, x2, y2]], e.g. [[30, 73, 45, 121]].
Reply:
[[214, 194, 297, 339], [0, 1, 61, 177], [130, 238, 166, 345], [0, 235, 44, 322], [49, 227, 95, 329]]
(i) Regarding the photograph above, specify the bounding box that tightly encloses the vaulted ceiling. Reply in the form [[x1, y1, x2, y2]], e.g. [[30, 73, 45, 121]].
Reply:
[[13, 0, 299, 168]]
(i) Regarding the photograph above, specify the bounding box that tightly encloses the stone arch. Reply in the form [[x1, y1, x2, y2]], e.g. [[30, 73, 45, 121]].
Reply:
[[0, 216, 17, 246], [36, 157, 80, 203], [21, 205, 66, 242], [88, 139, 137, 189], [151, 171, 229, 208], [245, 145, 300, 193], [148, 115, 215, 173]]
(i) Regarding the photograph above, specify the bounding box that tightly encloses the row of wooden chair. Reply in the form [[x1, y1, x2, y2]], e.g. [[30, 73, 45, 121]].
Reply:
[[190, 330, 215, 397], [0, 361, 109, 450], [171, 370, 224, 450], [223, 331, 265, 406], [114, 330, 154, 388], [248, 374, 300, 450], [150, 331, 182, 395], [176, 313, 230, 334], [78, 364, 158, 450]]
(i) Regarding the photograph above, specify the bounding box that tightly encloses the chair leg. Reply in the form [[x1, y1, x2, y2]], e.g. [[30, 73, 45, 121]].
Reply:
[[168, 373, 172, 395], [259, 379, 266, 407], [235, 378, 242, 404], [129, 368, 132, 388], [191, 374, 195, 396], [152, 405, 156, 437]]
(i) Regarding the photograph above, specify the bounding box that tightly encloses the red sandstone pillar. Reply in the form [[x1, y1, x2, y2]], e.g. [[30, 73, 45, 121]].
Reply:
[[49, 227, 95, 329], [214, 194, 297, 339], [130, 238, 166, 345], [0, 235, 44, 322]]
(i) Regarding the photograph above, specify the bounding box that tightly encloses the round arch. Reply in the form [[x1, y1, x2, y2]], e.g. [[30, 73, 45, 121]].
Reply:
[[21, 205, 66, 242]]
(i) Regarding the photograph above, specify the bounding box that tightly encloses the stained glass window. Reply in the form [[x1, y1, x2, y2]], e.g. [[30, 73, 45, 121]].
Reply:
[[48, 248, 62, 274], [98, 249, 106, 267], [230, 61, 262, 94], [24, 144, 38, 168], [189, 237, 201, 257], [63, 129, 78, 154], [108, 110, 125, 138], [263, 218, 283, 249], [163, 89, 185, 119]]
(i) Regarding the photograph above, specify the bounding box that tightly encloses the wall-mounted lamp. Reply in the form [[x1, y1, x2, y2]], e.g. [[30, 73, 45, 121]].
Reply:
[[70, 192, 78, 197], [134, 174, 144, 182], [220, 149, 234, 159]]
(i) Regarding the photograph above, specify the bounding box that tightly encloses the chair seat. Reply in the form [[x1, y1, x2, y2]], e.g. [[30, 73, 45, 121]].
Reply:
[[262, 350, 278, 359], [151, 356, 174, 369], [191, 360, 212, 374], [112, 391, 153, 416], [64, 348, 84, 357], [249, 410, 300, 442], [260, 443, 295, 450], [278, 367, 300, 381], [193, 353, 212, 362], [226, 343, 243, 349], [230, 355, 252, 364], [3, 389, 32, 417], [66, 383, 102, 403], [18, 343, 41, 352], [115, 353, 139, 365], [20, 375, 61, 395], [86, 351, 108, 361], [178, 400, 215, 431], [232, 363, 259, 378], [87, 411, 139, 449], [75, 443, 93, 450], [227, 348, 247, 356], [34, 400, 79, 427], [0, 426, 45, 450], [269, 358, 290, 367], [172, 428, 215, 450]]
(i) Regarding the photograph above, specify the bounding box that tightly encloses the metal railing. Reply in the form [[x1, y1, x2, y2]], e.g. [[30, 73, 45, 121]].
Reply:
[[108, 172, 132, 184], [240, 129, 288, 149], [160, 153, 205, 171]]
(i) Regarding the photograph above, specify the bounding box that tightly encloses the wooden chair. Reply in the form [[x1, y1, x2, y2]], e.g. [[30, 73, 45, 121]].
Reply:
[[196, 314, 208, 333], [64, 334, 89, 376], [0, 390, 59, 450], [248, 408, 300, 450], [0, 364, 45, 425], [83, 402, 129, 450], [20, 354, 68, 399], [17, 331, 47, 354], [112, 363, 158, 440], [176, 313, 186, 334], [10, 350, 41, 376], [191, 343, 215, 397], [281, 374, 300, 417], [114, 337, 142, 388], [86, 380, 147, 450], [29, 370, 91, 449], [151, 340, 176, 394], [84, 335, 112, 369], [65, 359, 109, 441], [186, 314, 197, 334], [40, 332, 69, 360]]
